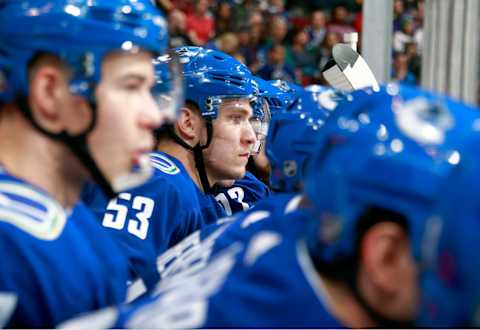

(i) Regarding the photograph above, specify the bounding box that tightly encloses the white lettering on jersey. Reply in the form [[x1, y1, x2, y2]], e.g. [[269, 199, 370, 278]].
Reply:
[[58, 306, 118, 330], [127, 243, 242, 329], [244, 231, 282, 266], [156, 224, 229, 282], [0, 292, 17, 328], [102, 193, 154, 240], [241, 210, 270, 228], [215, 187, 250, 216]]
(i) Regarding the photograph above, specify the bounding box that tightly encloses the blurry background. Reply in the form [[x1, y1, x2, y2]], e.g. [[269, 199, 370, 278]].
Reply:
[[157, 0, 479, 105]]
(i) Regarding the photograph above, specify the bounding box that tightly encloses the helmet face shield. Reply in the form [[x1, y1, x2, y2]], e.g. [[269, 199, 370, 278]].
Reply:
[[250, 97, 271, 155], [152, 51, 184, 124]]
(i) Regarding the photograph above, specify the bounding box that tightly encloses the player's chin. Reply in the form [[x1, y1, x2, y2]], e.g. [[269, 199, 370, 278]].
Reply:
[[228, 166, 246, 180]]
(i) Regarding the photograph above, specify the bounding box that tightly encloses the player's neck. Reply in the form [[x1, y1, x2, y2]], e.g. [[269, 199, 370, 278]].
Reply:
[[0, 110, 83, 208], [157, 140, 202, 188], [156, 140, 216, 193]]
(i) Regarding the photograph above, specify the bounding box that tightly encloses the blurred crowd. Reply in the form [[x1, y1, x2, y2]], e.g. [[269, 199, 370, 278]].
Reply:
[[157, 0, 424, 86]]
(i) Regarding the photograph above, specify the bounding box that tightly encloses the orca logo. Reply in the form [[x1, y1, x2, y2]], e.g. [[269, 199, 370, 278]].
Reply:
[[283, 160, 297, 177], [150, 154, 180, 175], [394, 96, 454, 145]]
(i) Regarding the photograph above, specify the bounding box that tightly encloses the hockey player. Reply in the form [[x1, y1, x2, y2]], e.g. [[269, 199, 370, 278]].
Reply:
[[0, 0, 174, 327], [83, 46, 265, 299], [60, 84, 480, 328], [213, 77, 278, 216]]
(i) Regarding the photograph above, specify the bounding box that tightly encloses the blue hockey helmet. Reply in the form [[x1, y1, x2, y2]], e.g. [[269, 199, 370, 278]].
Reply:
[[175, 46, 258, 120], [0, 54, 12, 104], [0, 0, 173, 102], [0, 0, 178, 197], [269, 79, 302, 112], [172, 46, 260, 193], [303, 83, 480, 325], [416, 133, 480, 327], [266, 87, 333, 192], [304, 84, 354, 112], [267, 110, 327, 192]]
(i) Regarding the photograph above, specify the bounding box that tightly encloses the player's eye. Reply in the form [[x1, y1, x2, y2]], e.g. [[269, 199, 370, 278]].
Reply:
[[230, 115, 244, 124], [123, 82, 142, 91]]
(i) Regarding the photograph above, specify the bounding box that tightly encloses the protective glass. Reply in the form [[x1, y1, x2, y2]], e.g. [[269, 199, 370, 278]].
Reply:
[[111, 51, 184, 193]]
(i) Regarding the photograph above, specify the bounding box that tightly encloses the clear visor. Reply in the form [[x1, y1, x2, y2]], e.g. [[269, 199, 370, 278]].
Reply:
[[215, 96, 262, 156], [152, 51, 184, 124], [250, 97, 271, 155], [111, 52, 184, 193]]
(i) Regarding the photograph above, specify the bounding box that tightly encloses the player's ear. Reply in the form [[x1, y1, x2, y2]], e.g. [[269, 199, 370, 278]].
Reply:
[[176, 106, 202, 143], [359, 222, 411, 293], [356, 221, 418, 320], [29, 55, 92, 135], [29, 61, 65, 133]]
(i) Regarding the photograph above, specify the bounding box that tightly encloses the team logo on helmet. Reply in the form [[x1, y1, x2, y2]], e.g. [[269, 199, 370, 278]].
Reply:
[[318, 212, 343, 244], [283, 160, 297, 177], [394, 96, 454, 145]]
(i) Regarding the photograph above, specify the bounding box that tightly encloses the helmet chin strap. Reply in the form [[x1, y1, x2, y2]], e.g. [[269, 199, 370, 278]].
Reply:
[[17, 95, 117, 199], [167, 120, 214, 194]]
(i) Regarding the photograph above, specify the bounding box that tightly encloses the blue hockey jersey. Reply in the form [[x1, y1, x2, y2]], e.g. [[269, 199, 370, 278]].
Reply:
[[215, 171, 271, 216], [61, 194, 343, 328], [82, 152, 224, 293], [0, 168, 128, 328]]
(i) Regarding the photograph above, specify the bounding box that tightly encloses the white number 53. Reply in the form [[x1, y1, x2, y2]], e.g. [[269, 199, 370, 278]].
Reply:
[[102, 193, 154, 240]]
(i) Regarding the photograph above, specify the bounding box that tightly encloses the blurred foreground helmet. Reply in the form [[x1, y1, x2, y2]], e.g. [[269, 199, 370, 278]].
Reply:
[[303, 84, 480, 326], [0, 0, 180, 197], [266, 86, 347, 192]]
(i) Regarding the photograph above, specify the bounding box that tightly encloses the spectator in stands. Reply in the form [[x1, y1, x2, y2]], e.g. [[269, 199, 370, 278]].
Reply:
[[393, 0, 405, 31], [257, 43, 296, 82], [327, 5, 356, 35], [206, 32, 240, 56], [413, 0, 424, 54], [393, 16, 414, 53], [404, 41, 421, 81], [306, 10, 327, 49], [286, 29, 316, 84], [352, 0, 363, 33], [214, 1, 234, 36], [256, 15, 289, 67], [315, 31, 341, 75], [186, 0, 215, 46], [392, 52, 417, 85], [244, 23, 265, 73], [266, 0, 286, 16], [168, 9, 192, 48], [232, 0, 262, 31]]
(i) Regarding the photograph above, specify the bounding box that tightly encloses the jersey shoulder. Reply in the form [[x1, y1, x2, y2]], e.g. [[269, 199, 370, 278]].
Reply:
[[232, 171, 271, 199], [0, 170, 67, 241], [148, 152, 200, 204]]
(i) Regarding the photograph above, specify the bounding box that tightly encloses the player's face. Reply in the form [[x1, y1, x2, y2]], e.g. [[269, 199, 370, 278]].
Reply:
[[203, 98, 256, 182], [88, 51, 163, 185]]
